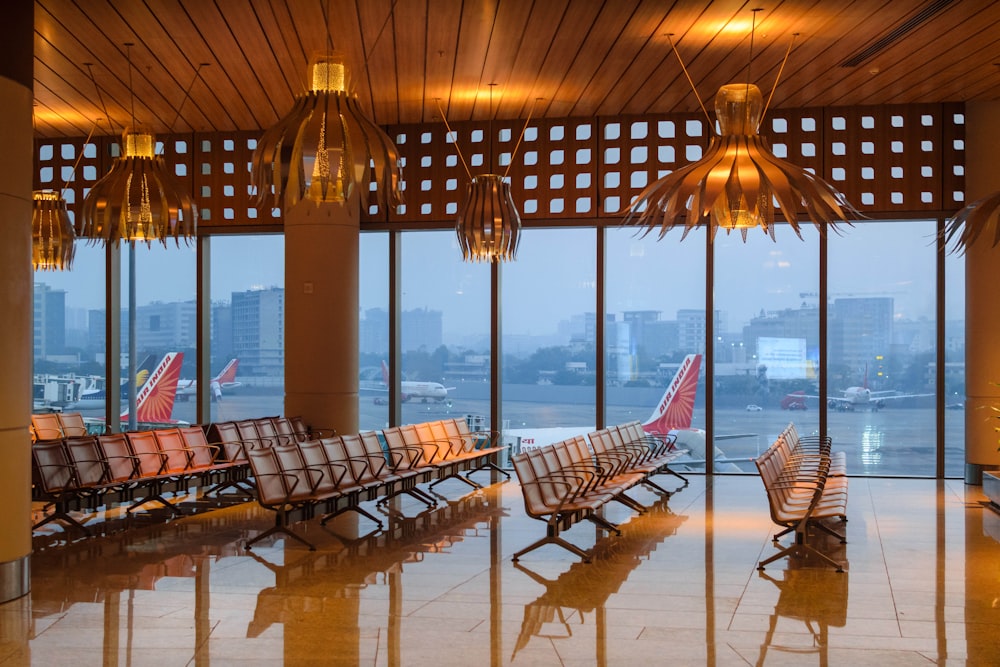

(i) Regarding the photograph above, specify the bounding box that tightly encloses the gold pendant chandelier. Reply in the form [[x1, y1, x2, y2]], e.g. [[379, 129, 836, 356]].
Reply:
[[79, 128, 197, 246], [32, 190, 76, 271], [943, 190, 1000, 253], [251, 51, 402, 213], [625, 13, 858, 242]]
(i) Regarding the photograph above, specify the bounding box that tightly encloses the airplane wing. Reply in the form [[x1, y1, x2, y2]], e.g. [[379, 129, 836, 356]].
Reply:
[[869, 392, 934, 400]]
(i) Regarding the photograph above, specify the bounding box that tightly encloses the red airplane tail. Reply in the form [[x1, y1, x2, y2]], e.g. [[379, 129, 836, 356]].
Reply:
[[641, 354, 701, 437], [121, 352, 184, 423], [215, 358, 240, 385]]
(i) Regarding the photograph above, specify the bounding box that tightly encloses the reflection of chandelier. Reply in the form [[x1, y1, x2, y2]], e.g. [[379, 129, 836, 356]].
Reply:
[[943, 190, 1000, 253], [251, 52, 403, 212], [78, 128, 197, 246], [32, 190, 76, 271]]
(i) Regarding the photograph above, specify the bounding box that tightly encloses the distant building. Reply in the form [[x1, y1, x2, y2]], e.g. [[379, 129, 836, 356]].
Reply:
[[132, 300, 196, 350], [232, 287, 284, 377], [33, 283, 66, 358], [829, 297, 893, 370]]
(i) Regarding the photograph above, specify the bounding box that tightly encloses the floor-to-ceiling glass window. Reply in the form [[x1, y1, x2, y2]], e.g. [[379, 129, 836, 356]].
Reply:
[[397, 230, 490, 427], [604, 226, 708, 462], [713, 226, 820, 472], [944, 234, 966, 477], [32, 244, 106, 424], [208, 235, 285, 424], [827, 220, 937, 476], [501, 228, 596, 450], [121, 241, 197, 429], [359, 231, 389, 431]]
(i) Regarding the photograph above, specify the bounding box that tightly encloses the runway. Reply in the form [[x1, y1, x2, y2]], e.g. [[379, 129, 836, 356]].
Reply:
[[75, 387, 964, 478]]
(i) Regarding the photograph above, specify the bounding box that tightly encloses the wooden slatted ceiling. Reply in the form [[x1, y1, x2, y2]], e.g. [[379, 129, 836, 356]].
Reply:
[[32, 0, 1000, 139]]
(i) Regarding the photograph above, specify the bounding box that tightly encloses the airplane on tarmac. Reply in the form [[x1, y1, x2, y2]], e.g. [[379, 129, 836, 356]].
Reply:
[[783, 363, 932, 412], [506, 354, 748, 471], [372, 360, 455, 404], [175, 358, 241, 402], [66, 354, 158, 411], [120, 352, 185, 423]]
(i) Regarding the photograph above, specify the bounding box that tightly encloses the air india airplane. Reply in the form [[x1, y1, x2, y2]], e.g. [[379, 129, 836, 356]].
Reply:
[[505, 354, 742, 469], [783, 363, 932, 412], [175, 358, 241, 402], [120, 352, 186, 424]]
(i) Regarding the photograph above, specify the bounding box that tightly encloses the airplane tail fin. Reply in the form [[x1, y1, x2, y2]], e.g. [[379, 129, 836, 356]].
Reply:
[[122, 352, 184, 423], [641, 354, 701, 435], [215, 358, 240, 386]]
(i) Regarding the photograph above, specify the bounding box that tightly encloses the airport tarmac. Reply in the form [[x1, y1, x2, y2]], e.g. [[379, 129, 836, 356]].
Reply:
[[76, 389, 966, 478]]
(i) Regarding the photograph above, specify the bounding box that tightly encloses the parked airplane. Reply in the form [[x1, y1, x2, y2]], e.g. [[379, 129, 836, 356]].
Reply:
[[66, 354, 158, 411], [175, 358, 241, 402], [120, 352, 185, 423], [784, 364, 932, 412], [374, 360, 455, 404], [506, 354, 746, 470]]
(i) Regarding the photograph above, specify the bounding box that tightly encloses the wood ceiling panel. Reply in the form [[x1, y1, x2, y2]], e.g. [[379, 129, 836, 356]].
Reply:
[[30, 0, 1000, 139]]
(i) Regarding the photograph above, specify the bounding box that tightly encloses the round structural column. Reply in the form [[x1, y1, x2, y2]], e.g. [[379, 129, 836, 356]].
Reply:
[[964, 99, 1000, 481], [0, 0, 34, 603], [283, 199, 359, 435]]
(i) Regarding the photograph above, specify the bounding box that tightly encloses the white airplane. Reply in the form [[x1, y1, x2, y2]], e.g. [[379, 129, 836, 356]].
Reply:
[[66, 354, 158, 411], [175, 358, 241, 402], [374, 360, 454, 404], [505, 353, 746, 470], [789, 363, 932, 412]]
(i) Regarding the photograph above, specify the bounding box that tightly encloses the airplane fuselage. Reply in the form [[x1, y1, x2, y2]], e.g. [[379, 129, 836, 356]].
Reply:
[[401, 381, 449, 402]]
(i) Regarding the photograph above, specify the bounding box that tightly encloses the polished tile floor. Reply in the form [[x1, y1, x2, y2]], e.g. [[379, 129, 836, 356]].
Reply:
[[3, 473, 1000, 665]]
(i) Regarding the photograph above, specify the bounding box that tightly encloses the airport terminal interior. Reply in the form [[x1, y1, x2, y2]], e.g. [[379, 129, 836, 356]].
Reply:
[[6, 0, 1000, 664]]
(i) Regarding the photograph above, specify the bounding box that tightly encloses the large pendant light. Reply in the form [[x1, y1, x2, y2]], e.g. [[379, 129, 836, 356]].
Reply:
[[32, 190, 76, 271], [441, 85, 533, 262], [251, 50, 403, 212], [943, 190, 1000, 253], [79, 127, 197, 246], [78, 46, 197, 247], [625, 12, 858, 241]]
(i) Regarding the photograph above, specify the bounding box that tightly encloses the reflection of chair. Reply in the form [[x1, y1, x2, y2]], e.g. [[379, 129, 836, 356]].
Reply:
[[511, 497, 686, 658], [756, 568, 848, 666]]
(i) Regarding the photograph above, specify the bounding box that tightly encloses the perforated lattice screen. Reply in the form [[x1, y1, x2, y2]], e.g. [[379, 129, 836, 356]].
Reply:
[[35, 102, 967, 231]]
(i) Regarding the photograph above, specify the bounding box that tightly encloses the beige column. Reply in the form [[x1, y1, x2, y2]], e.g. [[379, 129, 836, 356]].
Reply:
[[283, 198, 359, 435], [964, 99, 1000, 477], [0, 0, 34, 603]]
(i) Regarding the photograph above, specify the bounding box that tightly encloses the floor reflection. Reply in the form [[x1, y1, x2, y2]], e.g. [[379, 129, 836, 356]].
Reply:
[[755, 568, 848, 666], [9, 476, 1000, 665], [510, 497, 686, 663]]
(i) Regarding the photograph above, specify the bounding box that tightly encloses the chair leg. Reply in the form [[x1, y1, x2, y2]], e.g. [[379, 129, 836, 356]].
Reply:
[[512, 534, 592, 563], [127, 494, 184, 516], [586, 513, 621, 536], [430, 471, 482, 490], [641, 477, 674, 496], [246, 512, 316, 551], [467, 461, 511, 480], [321, 503, 385, 530], [32, 507, 92, 537], [611, 492, 646, 514]]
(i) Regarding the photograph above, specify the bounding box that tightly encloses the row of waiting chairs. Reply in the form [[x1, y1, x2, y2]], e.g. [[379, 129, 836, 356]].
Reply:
[[754, 423, 849, 572], [31, 412, 92, 441], [510, 421, 689, 563], [30, 416, 316, 537], [244, 418, 509, 551]]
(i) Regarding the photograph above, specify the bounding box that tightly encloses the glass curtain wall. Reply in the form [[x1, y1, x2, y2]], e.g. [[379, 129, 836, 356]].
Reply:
[[604, 226, 707, 454], [359, 232, 389, 431], [827, 220, 938, 476], [397, 231, 490, 427], [32, 245, 106, 419], [121, 242, 196, 429], [208, 235, 285, 423], [712, 227, 820, 473], [944, 233, 966, 477], [501, 228, 596, 450]]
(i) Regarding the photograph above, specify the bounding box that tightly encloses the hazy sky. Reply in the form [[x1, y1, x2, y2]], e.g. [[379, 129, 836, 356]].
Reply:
[[36, 220, 961, 340]]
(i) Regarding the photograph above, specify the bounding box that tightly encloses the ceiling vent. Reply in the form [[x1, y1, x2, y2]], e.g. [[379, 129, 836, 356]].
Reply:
[[839, 0, 955, 68]]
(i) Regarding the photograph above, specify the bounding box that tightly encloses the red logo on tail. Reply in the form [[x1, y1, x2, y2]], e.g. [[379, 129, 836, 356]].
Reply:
[[642, 354, 701, 436]]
